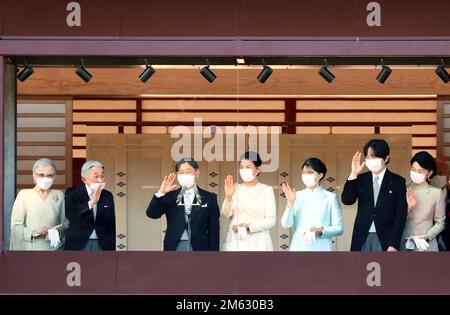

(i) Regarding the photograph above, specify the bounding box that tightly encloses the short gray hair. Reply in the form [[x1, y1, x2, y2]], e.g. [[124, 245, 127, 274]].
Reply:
[[32, 158, 56, 174], [81, 160, 104, 179]]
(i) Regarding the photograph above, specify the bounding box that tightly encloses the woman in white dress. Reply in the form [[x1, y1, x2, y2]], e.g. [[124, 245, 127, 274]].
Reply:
[[10, 158, 68, 250], [281, 157, 343, 251], [221, 151, 276, 251]]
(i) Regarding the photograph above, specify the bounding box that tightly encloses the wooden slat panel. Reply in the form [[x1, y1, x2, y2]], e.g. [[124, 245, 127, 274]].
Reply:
[[17, 160, 66, 171], [295, 126, 330, 134], [124, 126, 137, 134], [73, 149, 87, 158], [412, 125, 437, 134], [332, 126, 374, 134], [73, 112, 136, 122], [17, 131, 66, 142], [142, 126, 168, 134], [296, 112, 436, 122], [297, 100, 437, 110], [17, 99, 72, 188], [73, 137, 87, 146], [380, 126, 412, 134], [17, 155, 66, 161], [73, 125, 118, 134], [17, 146, 66, 156], [17, 117, 66, 128], [17, 103, 66, 114], [166, 125, 278, 134], [142, 112, 284, 122], [142, 100, 285, 110], [443, 103, 450, 114], [73, 100, 137, 110], [412, 137, 436, 147]]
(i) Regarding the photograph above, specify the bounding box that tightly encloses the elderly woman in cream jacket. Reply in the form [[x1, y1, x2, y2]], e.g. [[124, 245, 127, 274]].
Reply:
[[10, 158, 69, 250], [281, 158, 344, 251]]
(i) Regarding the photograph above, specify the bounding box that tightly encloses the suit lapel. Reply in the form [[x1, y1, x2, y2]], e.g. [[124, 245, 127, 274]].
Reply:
[[174, 188, 186, 218], [80, 184, 90, 203]]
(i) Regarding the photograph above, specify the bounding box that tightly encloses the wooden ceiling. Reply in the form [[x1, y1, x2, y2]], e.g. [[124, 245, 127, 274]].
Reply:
[[17, 67, 450, 96]]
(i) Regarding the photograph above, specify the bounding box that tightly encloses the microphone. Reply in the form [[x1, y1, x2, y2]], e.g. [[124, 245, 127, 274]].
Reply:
[[177, 186, 201, 216]]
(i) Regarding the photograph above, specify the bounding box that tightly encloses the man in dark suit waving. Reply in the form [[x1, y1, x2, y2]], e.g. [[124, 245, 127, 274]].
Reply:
[[146, 158, 220, 251], [341, 139, 407, 251], [64, 160, 116, 251]]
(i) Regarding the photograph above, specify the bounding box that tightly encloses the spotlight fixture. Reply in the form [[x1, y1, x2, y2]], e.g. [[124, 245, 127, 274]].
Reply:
[[435, 59, 450, 83], [376, 59, 392, 84], [257, 59, 273, 83], [200, 59, 216, 83], [139, 59, 156, 83], [17, 61, 34, 82], [318, 59, 335, 83], [75, 58, 92, 82]]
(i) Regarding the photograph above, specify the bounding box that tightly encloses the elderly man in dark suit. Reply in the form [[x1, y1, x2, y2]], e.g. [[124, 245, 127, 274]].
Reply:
[[65, 160, 116, 251]]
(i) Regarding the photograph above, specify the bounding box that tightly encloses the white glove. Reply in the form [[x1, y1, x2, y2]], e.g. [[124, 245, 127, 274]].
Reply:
[[237, 226, 248, 241], [414, 237, 429, 251], [303, 230, 316, 244], [406, 236, 429, 251], [47, 228, 61, 248]]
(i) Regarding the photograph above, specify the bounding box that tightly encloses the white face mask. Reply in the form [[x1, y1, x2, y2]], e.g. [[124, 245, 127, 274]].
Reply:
[[239, 168, 256, 182], [365, 158, 384, 173], [410, 170, 427, 184], [302, 174, 319, 188], [90, 182, 106, 191], [36, 177, 53, 190], [177, 174, 195, 188]]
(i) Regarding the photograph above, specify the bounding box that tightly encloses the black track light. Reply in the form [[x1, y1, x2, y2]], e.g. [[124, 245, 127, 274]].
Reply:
[[257, 59, 273, 83], [75, 58, 92, 82], [17, 61, 34, 82], [318, 59, 335, 83], [139, 59, 156, 83], [200, 59, 216, 83], [435, 59, 450, 83], [376, 59, 392, 84]]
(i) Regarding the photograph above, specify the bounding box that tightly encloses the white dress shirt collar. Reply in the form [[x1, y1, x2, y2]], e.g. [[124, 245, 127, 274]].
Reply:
[[85, 184, 93, 197], [372, 167, 387, 184]]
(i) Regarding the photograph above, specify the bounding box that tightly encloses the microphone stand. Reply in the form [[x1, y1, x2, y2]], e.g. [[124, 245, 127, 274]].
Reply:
[[186, 204, 192, 252]]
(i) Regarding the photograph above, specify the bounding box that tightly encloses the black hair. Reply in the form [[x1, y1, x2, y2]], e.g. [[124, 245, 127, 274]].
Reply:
[[302, 157, 327, 182], [240, 151, 262, 168], [175, 157, 199, 172], [363, 139, 390, 164], [410, 151, 436, 179]]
